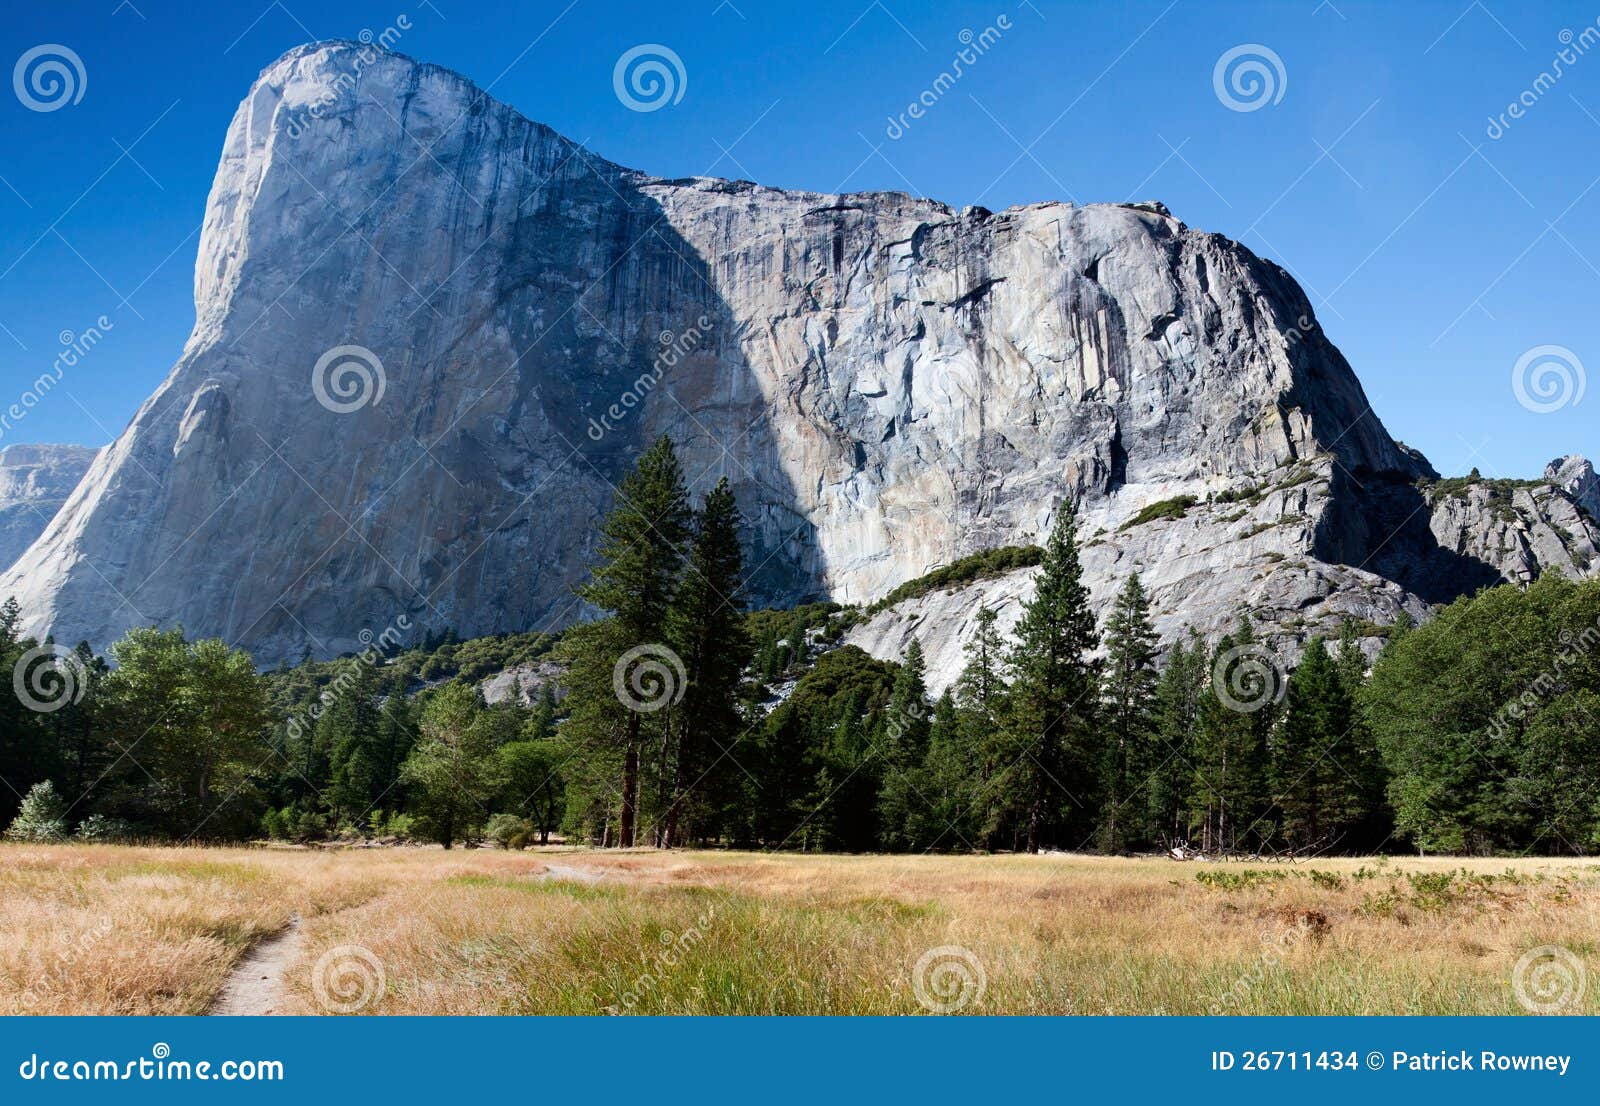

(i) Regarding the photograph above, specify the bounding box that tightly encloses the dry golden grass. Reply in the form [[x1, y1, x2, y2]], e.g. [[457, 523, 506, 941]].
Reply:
[[2, 844, 1596, 1015]]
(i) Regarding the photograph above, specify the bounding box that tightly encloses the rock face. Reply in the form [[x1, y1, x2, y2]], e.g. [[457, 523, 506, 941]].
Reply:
[[0, 444, 98, 573], [2, 42, 1594, 667], [1547, 455, 1600, 522]]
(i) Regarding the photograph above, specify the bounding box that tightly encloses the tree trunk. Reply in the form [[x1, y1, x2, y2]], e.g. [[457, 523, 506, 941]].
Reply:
[[619, 712, 640, 848]]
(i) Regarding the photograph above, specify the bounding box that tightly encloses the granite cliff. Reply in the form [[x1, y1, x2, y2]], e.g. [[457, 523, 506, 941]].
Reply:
[[2, 43, 1593, 670]]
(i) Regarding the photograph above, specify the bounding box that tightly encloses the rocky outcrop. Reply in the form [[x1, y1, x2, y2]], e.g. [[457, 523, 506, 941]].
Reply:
[[0, 444, 98, 573], [1426, 478, 1597, 586], [1547, 455, 1599, 522], [0, 42, 1591, 668]]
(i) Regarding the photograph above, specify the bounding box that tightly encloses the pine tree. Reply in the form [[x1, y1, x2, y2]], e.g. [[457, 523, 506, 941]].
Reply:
[[575, 435, 691, 846], [954, 607, 1009, 848], [1190, 623, 1274, 853], [4, 780, 67, 841], [997, 502, 1100, 852], [1097, 573, 1160, 852], [1333, 620, 1388, 846], [1272, 637, 1361, 851], [877, 638, 933, 848], [1147, 633, 1205, 846], [662, 477, 749, 846], [322, 660, 383, 826]]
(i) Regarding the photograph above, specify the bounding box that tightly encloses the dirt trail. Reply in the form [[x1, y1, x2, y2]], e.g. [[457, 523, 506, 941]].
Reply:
[[209, 915, 302, 1015]]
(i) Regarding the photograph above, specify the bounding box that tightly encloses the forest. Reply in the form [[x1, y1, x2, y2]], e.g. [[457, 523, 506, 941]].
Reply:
[[3, 436, 1598, 857]]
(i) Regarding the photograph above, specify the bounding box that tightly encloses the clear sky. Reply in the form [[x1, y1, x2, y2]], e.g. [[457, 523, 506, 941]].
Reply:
[[0, 0, 1593, 478]]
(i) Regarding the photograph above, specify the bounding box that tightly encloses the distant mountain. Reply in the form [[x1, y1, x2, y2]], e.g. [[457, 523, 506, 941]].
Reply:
[[2, 42, 1593, 668], [0, 443, 98, 574]]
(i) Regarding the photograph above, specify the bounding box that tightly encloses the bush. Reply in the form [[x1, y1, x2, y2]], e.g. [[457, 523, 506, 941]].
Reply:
[[1119, 495, 1199, 531], [383, 812, 417, 840], [4, 781, 67, 842], [865, 546, 1045, 613], [292, 810, 329, 842], [261, 808, 288, 839], [485, 813, 530, 849], [74, 814, 135, 843]]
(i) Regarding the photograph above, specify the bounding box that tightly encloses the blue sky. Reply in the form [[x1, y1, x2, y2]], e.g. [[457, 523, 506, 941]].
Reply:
[[0, 0, 1593, 477]]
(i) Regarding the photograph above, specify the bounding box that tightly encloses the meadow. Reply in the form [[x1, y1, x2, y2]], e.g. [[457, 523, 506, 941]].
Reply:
[[1, 844, 1595, 1016]]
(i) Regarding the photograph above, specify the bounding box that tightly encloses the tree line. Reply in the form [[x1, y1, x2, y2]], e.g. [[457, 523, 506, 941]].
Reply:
[[4, 436, 1599, 855]]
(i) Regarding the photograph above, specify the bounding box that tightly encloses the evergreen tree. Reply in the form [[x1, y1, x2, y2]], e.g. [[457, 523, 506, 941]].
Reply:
[[915, 690, 978, 849], [953, 606, 1009, 848], [322, 661, 384, 826], [662, 477, 749, 846], [1334, 621, 1389, 847], [1189, 623, 1274, 853], [877, 639, 933, 849], [1097, 573, 1159, 852], [4, 780, 67, 841], [1147, 633, 1205, 846], [574, 435, 691, 846], [1271, 638, 1359, 851], [996, 502, 1100, 852]]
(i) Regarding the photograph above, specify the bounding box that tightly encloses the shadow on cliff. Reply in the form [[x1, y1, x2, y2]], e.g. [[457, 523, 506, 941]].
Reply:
[[505, 169, 823, 612], [1316, 466, 1505, 605]]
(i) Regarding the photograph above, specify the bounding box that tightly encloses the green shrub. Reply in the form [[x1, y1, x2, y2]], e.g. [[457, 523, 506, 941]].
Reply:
[[74, 814, 135, 842], [1119, 496, 1199, 531], [383, 812, 417, 840], [4, 781, 67, 842], [865, 545, 1044, 613], [485, 813, 530, 848]]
